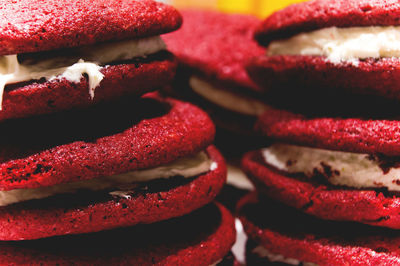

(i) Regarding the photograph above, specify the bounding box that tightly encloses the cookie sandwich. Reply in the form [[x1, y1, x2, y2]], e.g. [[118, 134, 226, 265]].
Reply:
[[0, 93, 228, 240], [247, 0, 400, 101], [0, 0, 181, 121], [238, 192, 400, 265], [163, 10, 269, 143]]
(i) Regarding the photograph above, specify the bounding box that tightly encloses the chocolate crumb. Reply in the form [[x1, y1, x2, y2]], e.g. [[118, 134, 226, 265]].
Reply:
[[333, 170, 340, 176], [367, 154, 400, 174], [286, 159, 297, 167], [320, 162, 334, 178]]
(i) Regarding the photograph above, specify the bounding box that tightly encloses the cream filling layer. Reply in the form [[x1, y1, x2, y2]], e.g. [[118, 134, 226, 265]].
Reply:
[[252, 245, 317, 266], [227, 164, 254, 190], [0, 151, 213, 206], [262, 143, 400, 191], [189, 76, 270, 116], [0, 36, 166, 108], [268, 26, 400, 65]]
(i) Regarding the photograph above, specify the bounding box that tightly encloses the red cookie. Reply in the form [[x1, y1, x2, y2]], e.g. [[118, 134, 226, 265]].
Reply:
[[249, 0, 400, 100], [239, 192, 400, 265], [255, 108, 400, 157], [0, 145, 226, 240], [0, 93, 215, 191], [1, 0, 182, 55], [242, 150, 400, 229], [163, 10, 265, 92], [0, 203, 236, 265], [247, 54, 400, 101]]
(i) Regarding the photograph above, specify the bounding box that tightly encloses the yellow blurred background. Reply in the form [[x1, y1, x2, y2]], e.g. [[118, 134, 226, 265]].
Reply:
[[169, 0, 306, 17]]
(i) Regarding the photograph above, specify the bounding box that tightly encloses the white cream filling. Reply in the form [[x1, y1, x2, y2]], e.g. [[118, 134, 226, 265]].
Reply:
[[0, 36, 166, 108], [232, 218, 247, 264], [189, 76, 270, 116], [262, 143, 400, 191], [268, 26, 400, 65], [227, 164, 254, 191], [0, 151, 213, 206], [252, 245, 317, 266]]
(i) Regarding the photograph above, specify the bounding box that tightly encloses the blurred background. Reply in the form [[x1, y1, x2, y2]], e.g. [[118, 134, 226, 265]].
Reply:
[[162, 0, 306, 17]]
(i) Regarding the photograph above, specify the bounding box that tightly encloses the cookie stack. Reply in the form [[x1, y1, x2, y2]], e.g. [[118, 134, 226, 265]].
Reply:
[[238, 0, 400, 264], [0, 1, 235, 264]]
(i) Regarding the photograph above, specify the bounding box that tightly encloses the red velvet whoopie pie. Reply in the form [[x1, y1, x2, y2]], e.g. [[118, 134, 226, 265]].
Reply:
[[238, 192, 400, 266], [0, 93, 227, 240], [240, 107, 400, 229], [0, 0, 181, 122], [163, 10, 270, 138], [247, 0, 400, 101]]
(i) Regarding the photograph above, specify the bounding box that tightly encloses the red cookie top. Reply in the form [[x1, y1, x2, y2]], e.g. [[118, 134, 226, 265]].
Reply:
[[239, 192, 400, 265], [256, 108, 400, 156], [0, 203, 236, 265], [0, 93, 215, 191], [242, 150, 400, 229], [0, 0, 182, 55], [255, 0, 400, 46], [163, 10, 265, 92], [0, 146, 227, 240]]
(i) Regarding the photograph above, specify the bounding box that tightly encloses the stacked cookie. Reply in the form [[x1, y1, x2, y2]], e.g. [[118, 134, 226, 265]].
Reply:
[[239, 0, 400, 264], [163, 10, 270, 154], [0, 1, 235, 264], [163, 10, 270, 211]]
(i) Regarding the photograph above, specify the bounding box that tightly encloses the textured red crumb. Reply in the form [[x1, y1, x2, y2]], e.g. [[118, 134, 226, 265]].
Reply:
[[0, 94, 215, 191], [0, 146, 227, 240], [0, 203, 236, 265], [1, 52, 176, 122], [255, 0, 400, 46], [238, 192, 400, 266], [247, 55, 400, 100], [0, 0, 182, 55], [163, 10, 265, 92], [255, 108, 400, 156], [242, 151, 400, 229]]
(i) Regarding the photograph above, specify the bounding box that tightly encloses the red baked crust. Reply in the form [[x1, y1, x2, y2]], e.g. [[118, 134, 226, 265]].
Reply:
[[0, 0, 182, 55], [239, 192, 400, 266], [255, 0, 400, 46], [1, 52, 176, 122], [0, 146, 227, 240], [247, 55, 400, 100], [255, 107, 400, 156], [0, 94, 215, 191], [0, 203, 236, 265], [163, 10, 265, 92], [242, 150, 400, 229]]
